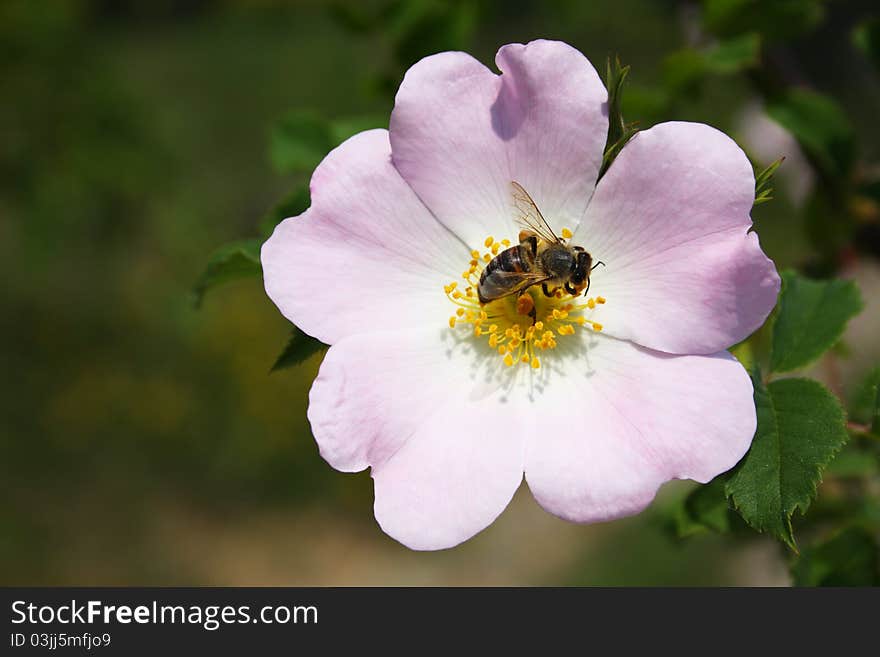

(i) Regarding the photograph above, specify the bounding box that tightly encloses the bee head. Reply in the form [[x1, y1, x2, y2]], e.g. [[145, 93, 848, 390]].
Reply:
[[569, 249, 592, 291]]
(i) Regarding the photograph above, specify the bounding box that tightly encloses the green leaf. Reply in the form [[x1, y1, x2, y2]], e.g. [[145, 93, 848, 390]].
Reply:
[[192, 239, 262, 308], [271, 327, 326, 372], [663, 32, 761, 93], [726, 373, 849, 550], [702, 0, 825, 42], [259, 186, 310, 237], [704, 32, 761, 72], [753, 157, 783, 206], [675, 477, 733, 537], [791, 526, 880, 586], [598, 57, 637, 181], [853, 17, 880, 70], [765, 89, 856, 182], [269, 112, 385, 175], [824, 445, 878, 478], [770, 270, 862, 373], [269, 111, 335, 175], [388, 0, 477, 68], [849, 367, 880, 433]]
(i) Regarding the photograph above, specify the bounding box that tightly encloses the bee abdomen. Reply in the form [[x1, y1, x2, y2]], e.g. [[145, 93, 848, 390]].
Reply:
[[478, 244, 534, 303]]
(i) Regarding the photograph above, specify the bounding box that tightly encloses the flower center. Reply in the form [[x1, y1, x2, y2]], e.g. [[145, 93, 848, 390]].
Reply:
[[444, 235, 606, 369]]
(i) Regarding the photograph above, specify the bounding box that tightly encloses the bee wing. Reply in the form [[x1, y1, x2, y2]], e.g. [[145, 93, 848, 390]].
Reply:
[[481, 268, 550, 299], [511, 181, 560, 244]]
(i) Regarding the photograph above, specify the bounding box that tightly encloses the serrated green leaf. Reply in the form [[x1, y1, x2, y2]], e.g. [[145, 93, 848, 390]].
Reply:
[[259, 186, 310, 237], [271, 327, 325, 372], [726, 374, 849, 550], [753, 157, 783, 207], [765, 89, 855, 181], [192, 239, 262, 308], [791, 526, 880, 586], [770, 270, 862, 373]]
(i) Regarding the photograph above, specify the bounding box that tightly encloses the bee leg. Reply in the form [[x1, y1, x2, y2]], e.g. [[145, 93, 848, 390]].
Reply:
[[541, 283, 554, 297], [516, 291, 537, 325], [564, 282, 577, 295]]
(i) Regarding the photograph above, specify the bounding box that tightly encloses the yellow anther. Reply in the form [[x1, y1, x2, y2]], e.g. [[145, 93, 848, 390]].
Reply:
[[445, 234, 609, 369], [561, 227, 573, 239]]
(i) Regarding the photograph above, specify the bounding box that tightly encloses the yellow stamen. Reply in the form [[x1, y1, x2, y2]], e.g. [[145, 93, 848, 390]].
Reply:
[[561, 227, 573, 239], [443, 238, 608, 369]]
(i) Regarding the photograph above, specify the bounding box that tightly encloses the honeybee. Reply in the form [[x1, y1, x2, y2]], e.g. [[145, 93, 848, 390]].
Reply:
[[478, 182, 603, 318]]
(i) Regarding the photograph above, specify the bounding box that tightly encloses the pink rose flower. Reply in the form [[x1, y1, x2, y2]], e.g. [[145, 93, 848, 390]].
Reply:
[[262, 40, 781, 550]]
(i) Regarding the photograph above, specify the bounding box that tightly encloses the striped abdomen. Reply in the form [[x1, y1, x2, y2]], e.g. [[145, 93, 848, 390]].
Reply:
[[478, 240, 537, 303]]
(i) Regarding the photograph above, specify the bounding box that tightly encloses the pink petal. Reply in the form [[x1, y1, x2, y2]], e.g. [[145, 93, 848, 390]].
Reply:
[[261, 129, 466, 345], [308, 328, 525, 550], [525, 335, 755, 523], [576, 122, 780, 354], [390, 40, 608, 248]]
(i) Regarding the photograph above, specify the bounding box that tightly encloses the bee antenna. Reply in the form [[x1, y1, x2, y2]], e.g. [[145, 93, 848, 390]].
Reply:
[[590, 260, 605, 271]]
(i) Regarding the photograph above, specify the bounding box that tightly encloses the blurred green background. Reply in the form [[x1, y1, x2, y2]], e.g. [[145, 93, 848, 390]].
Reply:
[[2, 0, 878, 585]]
